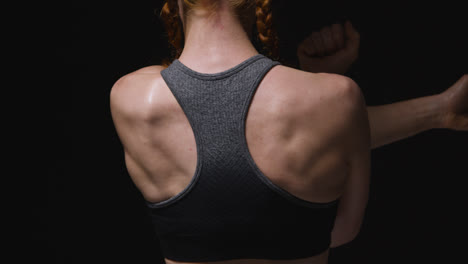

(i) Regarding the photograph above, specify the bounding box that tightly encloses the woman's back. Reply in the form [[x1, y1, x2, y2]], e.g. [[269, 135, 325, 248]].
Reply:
[[110, 54, 368, 264]]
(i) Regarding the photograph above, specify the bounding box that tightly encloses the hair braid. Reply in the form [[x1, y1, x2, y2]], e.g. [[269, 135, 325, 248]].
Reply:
[[160, 0, 184, 67], [159, 0, 280, 67], [255, 0, 279, 60]]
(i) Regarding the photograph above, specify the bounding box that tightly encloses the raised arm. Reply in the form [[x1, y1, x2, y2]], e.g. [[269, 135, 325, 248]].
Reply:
[[367, 75, 468, 148], [367, 95, 443, 149], [297, 22, 468, 149]]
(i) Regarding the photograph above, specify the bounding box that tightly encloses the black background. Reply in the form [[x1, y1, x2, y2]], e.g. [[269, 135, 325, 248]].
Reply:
[[45, 0, 467, 263]]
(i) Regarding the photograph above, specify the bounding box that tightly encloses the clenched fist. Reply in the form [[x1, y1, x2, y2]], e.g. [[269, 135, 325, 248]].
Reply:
[[440, 75, 468, 131], [297, 20, 360, 75]]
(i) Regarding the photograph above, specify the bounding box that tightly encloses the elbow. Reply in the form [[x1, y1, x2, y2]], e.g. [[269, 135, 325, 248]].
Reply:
[[330, 225, 361, 248]]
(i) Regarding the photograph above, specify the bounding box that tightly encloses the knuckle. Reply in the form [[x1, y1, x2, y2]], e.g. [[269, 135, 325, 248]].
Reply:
[[321, 26, 331, 34]]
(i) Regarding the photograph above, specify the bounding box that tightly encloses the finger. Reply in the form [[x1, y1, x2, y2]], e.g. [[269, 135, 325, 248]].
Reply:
[[298, 35, 318, 57], [460, 117, 468, 131], [320, 26, 337, 55], [344, 20, 360, 50], [331, 23, 345, 50], [310, 31, 326, 57], [302, 41, 317, 57]]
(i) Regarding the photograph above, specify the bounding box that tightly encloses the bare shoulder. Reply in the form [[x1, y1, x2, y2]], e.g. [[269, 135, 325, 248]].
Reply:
[[308, 72, 367, 126], [307, 72, 370, 153], [313, 72, 364, 111], [110, 65, 166, 103], [274, 66, 364, 114], [274, 67, 367, 142], [109, 65, 167, 121]]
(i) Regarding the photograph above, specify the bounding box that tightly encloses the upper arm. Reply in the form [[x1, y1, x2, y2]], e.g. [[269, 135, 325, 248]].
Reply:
[[330, 77, 371, 248], [110, 75, 137, 157], [109, 74, 134, 145]]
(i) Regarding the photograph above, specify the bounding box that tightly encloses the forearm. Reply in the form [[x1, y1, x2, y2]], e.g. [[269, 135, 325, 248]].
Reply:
[[367, 94, 445, 149]]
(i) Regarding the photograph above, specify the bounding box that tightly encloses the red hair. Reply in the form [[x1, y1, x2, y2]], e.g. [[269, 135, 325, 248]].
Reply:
[[159, 0, 280, 68]]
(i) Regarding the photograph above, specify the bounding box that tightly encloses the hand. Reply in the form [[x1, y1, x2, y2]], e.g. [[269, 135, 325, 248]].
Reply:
[[297, 20, 360, 75], [439, 74, 468, 130]]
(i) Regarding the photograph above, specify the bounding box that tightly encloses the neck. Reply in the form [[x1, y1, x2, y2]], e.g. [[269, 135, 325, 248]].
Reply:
[[178, 4, 259, 72]]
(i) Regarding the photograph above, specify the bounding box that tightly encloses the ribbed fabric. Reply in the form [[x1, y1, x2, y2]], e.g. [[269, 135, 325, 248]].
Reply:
[[145, 53, 340, 261]]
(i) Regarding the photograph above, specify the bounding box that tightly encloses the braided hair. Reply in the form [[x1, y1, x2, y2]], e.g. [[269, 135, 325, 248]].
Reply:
[[159, 0, 280, 67]]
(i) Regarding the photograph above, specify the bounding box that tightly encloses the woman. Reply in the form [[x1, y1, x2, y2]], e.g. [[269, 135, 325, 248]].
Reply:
[[110, 0, 466, 263]]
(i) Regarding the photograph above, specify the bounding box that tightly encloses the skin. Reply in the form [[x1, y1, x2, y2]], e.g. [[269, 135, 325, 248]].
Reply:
[[296, 21, 468, 148], [109, 0, 466, 263], [111, 65, 369, 264]]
